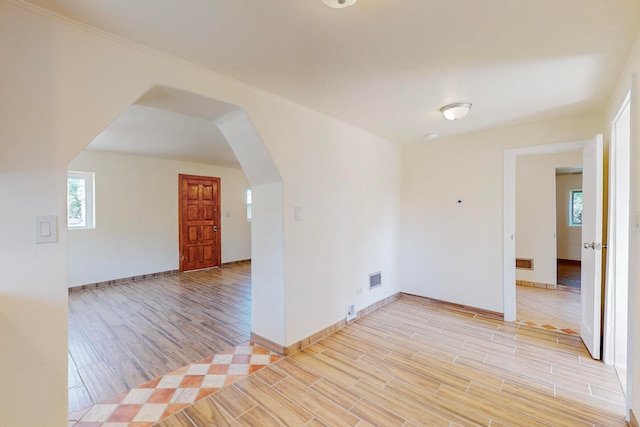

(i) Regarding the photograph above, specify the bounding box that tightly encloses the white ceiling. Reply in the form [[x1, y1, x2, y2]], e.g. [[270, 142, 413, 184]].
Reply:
[[87, 86, 243, 167], [87, 105, 242, 168], [29, 0, 640, 163]]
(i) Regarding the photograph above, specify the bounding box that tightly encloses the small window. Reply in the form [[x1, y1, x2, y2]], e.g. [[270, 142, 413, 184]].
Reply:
[[67, 171, 95, 229], [569, 189, 582, 226], [246, 188, 252, 222]]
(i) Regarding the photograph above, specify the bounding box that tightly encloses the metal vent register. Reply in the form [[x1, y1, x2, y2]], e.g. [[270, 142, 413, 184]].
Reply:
[[369, 271, 382, 289], [516, 258, 534, 270]]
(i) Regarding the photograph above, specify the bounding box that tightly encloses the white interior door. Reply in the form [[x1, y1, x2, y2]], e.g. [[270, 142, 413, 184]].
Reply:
[[581, 134, 604, 359]]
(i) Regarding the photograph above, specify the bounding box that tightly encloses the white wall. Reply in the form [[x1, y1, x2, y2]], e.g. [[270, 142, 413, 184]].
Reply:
[[0, 3, 401, 425], [400, 115, 603, 313], [514, 152, 582, 285], [556, 172, 583, 261], [67, 150, 251, 287], [280, 117, 401, 342]]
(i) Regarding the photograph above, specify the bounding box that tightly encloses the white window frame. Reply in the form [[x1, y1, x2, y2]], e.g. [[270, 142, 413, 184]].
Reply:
[[246, 188, 252, 222], [569, 188, 582, 227], [67, 171, 95, 229]]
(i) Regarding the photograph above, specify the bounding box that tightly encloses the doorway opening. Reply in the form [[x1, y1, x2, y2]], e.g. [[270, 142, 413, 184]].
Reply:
[[514, 153, 583, 335], [66, 86, 284, 414], [556, 169, 583, 291], [504, 136, 604, 360]]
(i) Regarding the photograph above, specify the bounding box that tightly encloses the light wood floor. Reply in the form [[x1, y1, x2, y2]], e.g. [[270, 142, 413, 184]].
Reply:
[[516, 285, 581, 332], [70, 264, 625, 425], [158, 295, 627, 427], [68, 262, 251, 413]]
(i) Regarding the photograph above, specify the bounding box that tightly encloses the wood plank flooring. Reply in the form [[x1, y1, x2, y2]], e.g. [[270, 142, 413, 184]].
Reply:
[[516, 285, 580, 333], [68, 262, 251, 413], [158, 295, 626, 427], [557, 259, 581, 288]]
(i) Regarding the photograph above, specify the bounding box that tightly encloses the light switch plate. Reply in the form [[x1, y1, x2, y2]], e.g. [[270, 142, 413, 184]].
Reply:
[[34, 215, 58, 243]]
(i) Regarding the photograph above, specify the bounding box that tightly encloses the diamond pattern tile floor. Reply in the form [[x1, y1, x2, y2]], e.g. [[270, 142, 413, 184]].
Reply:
[[514, 318, 579, 335], [69, 343, 281, 427], [516, 284, 580, 334]]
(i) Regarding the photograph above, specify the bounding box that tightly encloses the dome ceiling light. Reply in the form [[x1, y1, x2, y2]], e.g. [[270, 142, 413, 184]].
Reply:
[[440, 103, 472, 120], [323, 0, 358, 9]]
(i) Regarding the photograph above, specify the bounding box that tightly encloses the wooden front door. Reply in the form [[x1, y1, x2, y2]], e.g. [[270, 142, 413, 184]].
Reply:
[[179, 174, 221, 272]]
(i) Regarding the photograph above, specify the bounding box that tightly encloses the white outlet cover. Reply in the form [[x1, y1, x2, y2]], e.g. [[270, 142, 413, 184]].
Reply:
[[294, 206, 302, 221], [346, 304, 356, 321]]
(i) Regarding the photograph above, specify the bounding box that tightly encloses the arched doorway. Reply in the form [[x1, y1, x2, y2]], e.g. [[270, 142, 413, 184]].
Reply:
[[66, 86, 285, 411]]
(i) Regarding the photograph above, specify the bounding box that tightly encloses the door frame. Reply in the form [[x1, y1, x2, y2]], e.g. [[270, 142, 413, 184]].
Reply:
[[503, 139, 592, 321], [603, 92, 631, 369], [178, 173, 222, 272]]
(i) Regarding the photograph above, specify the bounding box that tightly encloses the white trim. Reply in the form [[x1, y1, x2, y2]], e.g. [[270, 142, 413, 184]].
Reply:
[[604, 91, 631, 367], [569, 188, 583, 227]]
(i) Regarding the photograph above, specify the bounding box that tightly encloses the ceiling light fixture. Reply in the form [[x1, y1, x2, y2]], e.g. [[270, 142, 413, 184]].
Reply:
[[440, 103, 472, 121], [323, 0, 358, 8]]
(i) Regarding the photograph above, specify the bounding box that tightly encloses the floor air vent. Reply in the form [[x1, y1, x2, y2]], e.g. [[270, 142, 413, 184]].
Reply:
[[516, 258, 534, 270], [369, 271, 382, 289]]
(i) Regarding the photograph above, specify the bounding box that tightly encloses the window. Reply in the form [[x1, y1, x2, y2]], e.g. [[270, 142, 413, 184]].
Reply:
[[67, 171, 95, 229], [569, 189, 582, 226], [246, 188, 252, 222]]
